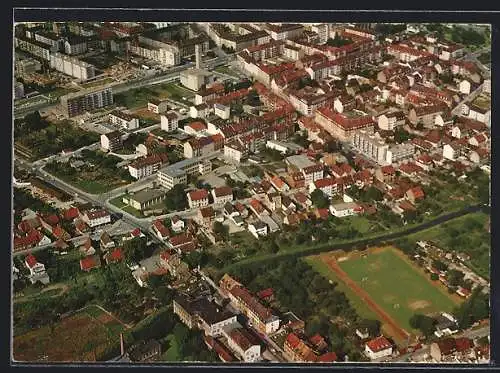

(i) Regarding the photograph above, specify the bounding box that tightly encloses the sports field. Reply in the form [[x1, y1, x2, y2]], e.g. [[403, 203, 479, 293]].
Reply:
[[13, 305, 127, 362], [309, 247, 461, 343]]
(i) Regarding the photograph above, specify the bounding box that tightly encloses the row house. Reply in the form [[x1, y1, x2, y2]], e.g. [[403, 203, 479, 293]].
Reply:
[[219, 274, 280, 335], [168, 233, 197, 254]]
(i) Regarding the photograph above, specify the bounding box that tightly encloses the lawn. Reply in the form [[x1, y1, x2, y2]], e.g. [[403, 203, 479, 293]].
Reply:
[[214, 65, 240, 78], [304, 256, 378, 321], [337, 247, 460, 332], [114, 82, 194, 109], [162, 335, 181, 361], [13, 305, 125, 362], [80, 77, 116, 89]]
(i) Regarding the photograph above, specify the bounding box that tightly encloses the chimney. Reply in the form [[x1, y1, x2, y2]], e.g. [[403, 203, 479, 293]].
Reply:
[[120, 333, 125, 356]]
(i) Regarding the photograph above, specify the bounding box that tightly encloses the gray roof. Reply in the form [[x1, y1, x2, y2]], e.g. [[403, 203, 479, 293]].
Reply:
[[129, 188, 166, 204]]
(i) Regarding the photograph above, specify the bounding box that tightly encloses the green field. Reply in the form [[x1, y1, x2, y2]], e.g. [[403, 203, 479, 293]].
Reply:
[[162, 335, 181, 361], [13, 305, 125, 362], [338, 248, 459, 331], [114, 82, 194, 109]]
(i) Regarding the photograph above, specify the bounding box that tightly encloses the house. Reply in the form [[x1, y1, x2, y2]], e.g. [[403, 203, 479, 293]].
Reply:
[[284, 333, 318, 362], [152, 219, 171, 240], [468, 133, 488, 148], [249, 199, 267, 217], [416, 153, 434, 171], [211, 186, 233, 205], [266, 192, 282, 211], [80, 236, 96, 256], [443, 141, 467, 161], [301, 164, 324, 185], [124, 228, 146, 241], [269, 175, 289, 192], [293, 192, 312, 209], [82, 209, 111, 228], [309, 334, 328, 353], [430, 338, 458, 362], [53, 239, 70, 255], [104, 248, 124, 265], [170, 215, 185, 233], [187, 189, 210, 209], [281, 196, 297, 213], [378, 111, 405, 131], [393, 200, 417, 217], [330, 202, 363, 218], [398, 162, 424, 177], [257, 288, 274, 302], [234, 202, 249, 218], [405, 186, 425, 204], [204, 335, 236, 362], [248, 221, 268, 239], [198, 206, 217, 227], [222, 323, 261, 363], [24, 254, 50, 285], [309, 177, 340, 198], [434, 313, 459, 338], [364, 336, 393, 360], [13, 230, 51, 251], [469, 148, 489, 164], [173, 295, 237, 337], [63, 207, 80, 221], [375, 165, 396, 183], [168, 233, 197, 254], [100, 231, 115, 251], [184, 121, 208, 136], [80, 255, 101, 272], [128, 153, 168, 180], [283, 212, 306, 226]]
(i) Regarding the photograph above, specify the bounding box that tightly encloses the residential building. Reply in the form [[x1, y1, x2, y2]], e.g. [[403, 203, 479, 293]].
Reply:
[[157, 156, 212, 190], [408, 105, 446, 126], [129, 35, 180, 67], [330, 202, 363, 217], [222, 323, 262, 363], [100, 131, 123, 152], [184, 136, 216, 159], [123, 188, 167, 211], [15, 36, 55, 61], [352, 130, 388, 165], [152, 219, 171, 240], [211, 186, 233, 205], [315, 106, 375, 141], [160, 112, 179, 132], [60, 86, 113, 118], [109, 110, 140, 130], [80, 255, 102, 272], [64, 35, 88, 55], [248, 221, 268, 239], [187, 189, 209, 209], [309, 177, 341, 198], [364, 336, 393, 360], [81, 209, 111, 228], [214, 103, 231, 119], [24, 254, 50, 285], [49, 52, 95, 81], [377, 111, 405, 131], [173, 295, 237, 337], [170, 215, 185, 233], [100, 231, 115, 251], [128, 153, 168, 180], [190, 103, 210, 119], [147, 99, 169, 114], [405, 186, 425, 204], [224, 141, 248, 163]]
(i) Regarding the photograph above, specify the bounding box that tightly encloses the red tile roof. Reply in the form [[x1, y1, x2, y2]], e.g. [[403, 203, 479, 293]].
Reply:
[[186, 121, 207, 132], [366, 336, 392, 353], [317, 106, 375, 130], [25, 254, 38, 268], [381, 165, 396, 175], [249, 199, 265, 214], [106, 248, 124, 263], [230, 285, 273, 321], [131, 228, 142, 237], [314, 177, 338, 189], [188, 189, 209, 201], [200, 206, 216, 219], [213, 186, 233, 197], [43, 214, 60, 226], [80, 255, 101, 271], [309, 334, 325, 347], [63, 207, 80, 221], [14, 230, 43, 250], [317, 351, 337, 362], [169, 233, 195, 248], [408, 186, 425, 200], [286, 333, 302, 349], [153, 219, 170, 237], [257, 288, 274, 299]]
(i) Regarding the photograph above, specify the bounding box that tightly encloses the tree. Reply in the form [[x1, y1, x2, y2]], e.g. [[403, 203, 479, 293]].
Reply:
[[394, 127, 411, 144], [358, 319, 381, 337], [409, 314, 437, 337], [310, 189, 330, 209], [123, 237, 147, 263], [432, 259, 448, 272], [430, 273, 439, 281], [363, 186, 384, 202], [213, 221, 229, 240], [453, 286, 489, 329], [164, 184, 188, 211], [447, 269, 465, 287]]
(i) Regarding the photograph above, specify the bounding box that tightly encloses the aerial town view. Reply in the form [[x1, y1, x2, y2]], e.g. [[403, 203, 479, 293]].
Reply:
[[12, 22, 491, 364]]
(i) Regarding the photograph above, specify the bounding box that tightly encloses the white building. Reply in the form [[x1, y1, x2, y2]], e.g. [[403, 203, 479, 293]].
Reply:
[[377, 111, 405, 131], [222, 323, 261, 362], [330, 202, 362, 218], [147, 99, 169, 114], [224, 141, 248, 163], [109, 111, 139, 130], [248, 221, 268, 239], [82, 209, 111, 228], [214, 103, 231, 119], [180, 68, 213, 91], [459, 80, 471, 95], [187, 189, 209, 209], [160, 112, 179, 132], [364, 336, 393, 360], [211, 186, 233, 205], [100, 131, 123, 152], [24, 254, 50, 285], [50, 52, 95, 81]]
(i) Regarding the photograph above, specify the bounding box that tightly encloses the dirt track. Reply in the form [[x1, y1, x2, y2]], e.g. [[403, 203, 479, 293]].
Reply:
[[321, 254, 410, 343]]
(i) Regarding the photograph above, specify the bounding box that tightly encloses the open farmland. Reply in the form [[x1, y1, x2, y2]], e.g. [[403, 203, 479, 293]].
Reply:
[[309, 247, 462, 344], [13, 305, 126, 362]]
